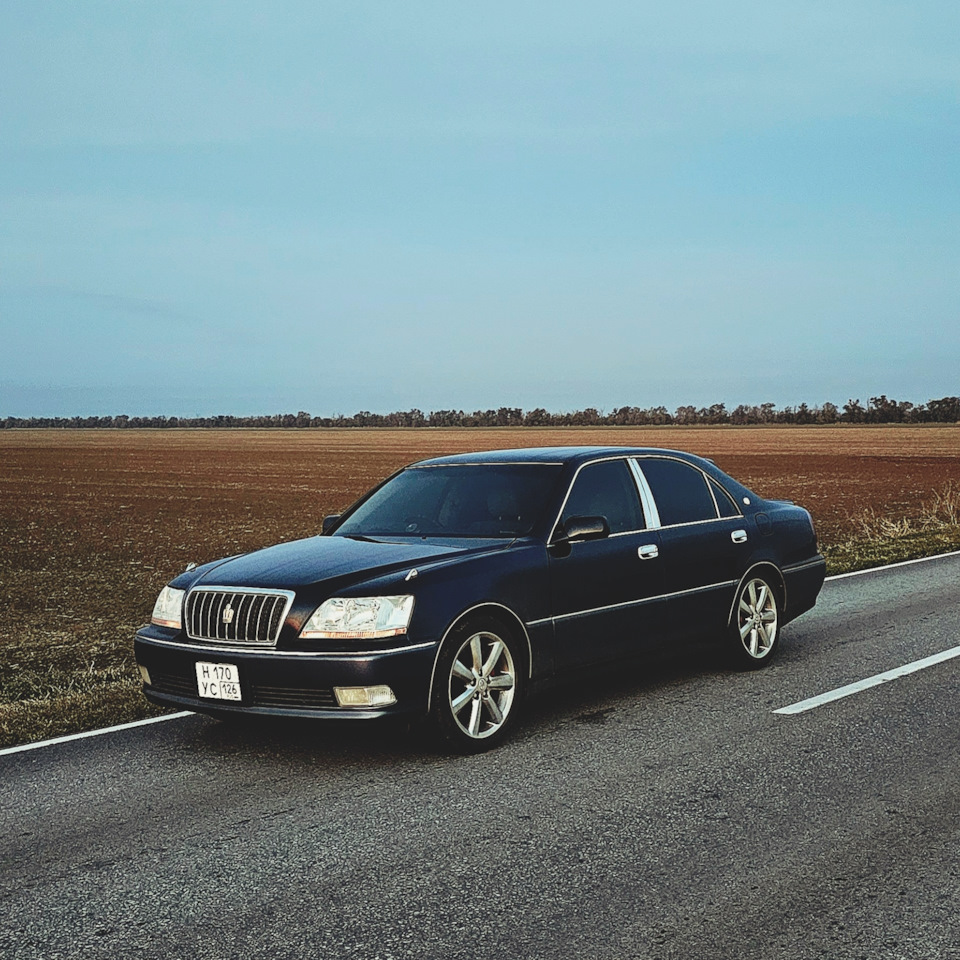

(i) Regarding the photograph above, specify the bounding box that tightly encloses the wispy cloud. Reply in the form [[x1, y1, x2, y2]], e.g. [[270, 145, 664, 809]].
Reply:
[[8, 283, 195, 325]]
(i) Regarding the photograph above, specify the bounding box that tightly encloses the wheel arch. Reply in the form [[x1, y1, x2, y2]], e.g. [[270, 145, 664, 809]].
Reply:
[[426, 602, 532, 713], [727, 561, 786, 628]]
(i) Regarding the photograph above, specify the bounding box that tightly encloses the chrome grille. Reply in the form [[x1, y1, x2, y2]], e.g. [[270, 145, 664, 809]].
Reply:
[[185, 587, 294, 646]]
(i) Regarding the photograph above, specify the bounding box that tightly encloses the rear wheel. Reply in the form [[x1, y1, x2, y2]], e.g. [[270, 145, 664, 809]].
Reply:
[[431, 615, 524, 752], [729, 575, 780, 669]]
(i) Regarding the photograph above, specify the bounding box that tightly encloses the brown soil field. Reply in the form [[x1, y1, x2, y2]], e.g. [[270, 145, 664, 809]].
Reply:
[[2, 425, 959, 746]]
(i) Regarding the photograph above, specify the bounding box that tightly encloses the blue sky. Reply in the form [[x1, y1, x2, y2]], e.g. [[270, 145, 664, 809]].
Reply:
[[1, 1, 957, 417]]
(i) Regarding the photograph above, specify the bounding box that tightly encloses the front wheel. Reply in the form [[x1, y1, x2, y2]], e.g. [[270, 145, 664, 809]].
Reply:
[[728, 575, 780, 669], [430, 616, 524, 752]]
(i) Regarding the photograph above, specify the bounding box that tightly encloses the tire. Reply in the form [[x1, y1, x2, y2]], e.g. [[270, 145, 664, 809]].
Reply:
[[728, 574, 780, 669], [430, 615, 525, 753]]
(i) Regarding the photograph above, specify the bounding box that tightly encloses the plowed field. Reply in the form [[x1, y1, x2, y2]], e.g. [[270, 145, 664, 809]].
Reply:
[[0, 426, 960, 746], [2, 425, 959, 746]]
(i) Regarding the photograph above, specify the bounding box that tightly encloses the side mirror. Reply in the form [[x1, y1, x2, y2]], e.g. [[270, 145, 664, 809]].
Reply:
[[558, 515, 610, 543], [321, 514, 341, 535]]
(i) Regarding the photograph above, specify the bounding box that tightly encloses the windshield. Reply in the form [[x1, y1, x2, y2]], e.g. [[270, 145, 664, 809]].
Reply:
[[335, 463, 564, 538]]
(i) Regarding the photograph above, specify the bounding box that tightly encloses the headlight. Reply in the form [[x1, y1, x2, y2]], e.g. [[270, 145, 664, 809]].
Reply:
[[300, 595, 414, 640], [151, 586, 185, 629]]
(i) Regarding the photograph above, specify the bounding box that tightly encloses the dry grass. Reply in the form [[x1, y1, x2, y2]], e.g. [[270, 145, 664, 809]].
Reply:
[[925, 482, 960, 526], [823, 481, 960, 574], [1, 425, 959, 748], [851, 481, 960, 539], [0, 676, 152, 749]]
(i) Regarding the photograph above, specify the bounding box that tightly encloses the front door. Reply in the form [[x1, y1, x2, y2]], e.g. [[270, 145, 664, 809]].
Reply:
[[548, 458, 666, 669]]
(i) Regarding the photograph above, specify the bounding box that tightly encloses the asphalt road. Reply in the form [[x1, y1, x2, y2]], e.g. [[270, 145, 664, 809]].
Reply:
[[3, 555, 960, 960]]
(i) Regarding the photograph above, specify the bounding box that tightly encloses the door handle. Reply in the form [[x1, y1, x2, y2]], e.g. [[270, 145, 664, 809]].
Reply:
[[638, 544, 659, 559], [731, 529, 748, 544]]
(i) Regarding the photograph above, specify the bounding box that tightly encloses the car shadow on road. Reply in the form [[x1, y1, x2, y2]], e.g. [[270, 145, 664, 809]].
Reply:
[[521, 638, 730, 730], [172, 636, 738, 766]]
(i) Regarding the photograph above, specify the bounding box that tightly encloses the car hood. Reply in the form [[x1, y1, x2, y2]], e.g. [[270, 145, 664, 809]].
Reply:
[[194, 534, 508, 591]]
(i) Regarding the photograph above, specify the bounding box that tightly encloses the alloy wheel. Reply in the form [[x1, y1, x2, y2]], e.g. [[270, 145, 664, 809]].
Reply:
[[736, 577, 778, 659], [447, 630, 517, 739]]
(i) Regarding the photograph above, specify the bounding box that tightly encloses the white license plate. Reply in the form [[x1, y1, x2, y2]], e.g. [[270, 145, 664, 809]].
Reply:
[[195, 661, 242, 701]]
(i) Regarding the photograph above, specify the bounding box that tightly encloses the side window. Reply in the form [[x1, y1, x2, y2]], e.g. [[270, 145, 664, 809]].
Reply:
[[560, 459, 644, 534], [637, 458, 718, 526], [709, 477, 741, 518]]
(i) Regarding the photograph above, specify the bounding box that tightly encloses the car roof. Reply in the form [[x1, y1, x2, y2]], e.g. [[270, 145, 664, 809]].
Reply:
[[412, 446, 709, 468]]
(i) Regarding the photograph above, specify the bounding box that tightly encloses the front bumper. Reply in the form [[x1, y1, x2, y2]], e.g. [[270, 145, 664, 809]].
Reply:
[[134, 630, 439, 720]]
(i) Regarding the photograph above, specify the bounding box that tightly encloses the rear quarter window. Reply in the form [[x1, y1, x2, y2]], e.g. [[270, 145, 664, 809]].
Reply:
[[709, 477, 742, 518]]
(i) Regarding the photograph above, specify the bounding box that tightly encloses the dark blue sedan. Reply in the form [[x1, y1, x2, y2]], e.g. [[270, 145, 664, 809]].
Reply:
[[135, 447, 826, 750]]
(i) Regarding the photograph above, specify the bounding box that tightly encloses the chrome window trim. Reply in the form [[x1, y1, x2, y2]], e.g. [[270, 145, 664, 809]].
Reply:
[[565, 525, 650, 543], [549, 453, 745, 539], [607, 528, 648, 540], [705, 476, 722, 516], [549, 456, 647, 542], [707, 475, 743, 518], [185, 586, 295, 647], [628, 458, 661, 529], [527, 578, 738, 626], [653, 514, 737, 532], [412, 462, 564, 468], [138, 635, 438, 658]]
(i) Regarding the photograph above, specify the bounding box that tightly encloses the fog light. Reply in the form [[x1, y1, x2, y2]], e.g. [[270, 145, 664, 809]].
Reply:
[[138, 664, 151, 685], [334, 685, 397, 707]]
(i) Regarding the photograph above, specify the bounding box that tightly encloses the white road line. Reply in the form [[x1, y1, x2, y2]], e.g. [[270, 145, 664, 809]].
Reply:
[[774, 645, 960, 715], [825, 548, 960, 581], [0, 711, 192, 758]]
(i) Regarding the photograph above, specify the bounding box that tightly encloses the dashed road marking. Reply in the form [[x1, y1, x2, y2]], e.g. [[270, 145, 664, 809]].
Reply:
[[774, 645, 960, 715]]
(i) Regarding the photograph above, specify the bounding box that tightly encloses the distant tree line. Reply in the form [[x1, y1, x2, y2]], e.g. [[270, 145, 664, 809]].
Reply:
[[3, 395, 960, 429]]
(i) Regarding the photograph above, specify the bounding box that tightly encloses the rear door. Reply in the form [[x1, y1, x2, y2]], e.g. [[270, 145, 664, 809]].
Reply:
[[634, 457, 748, 638]]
